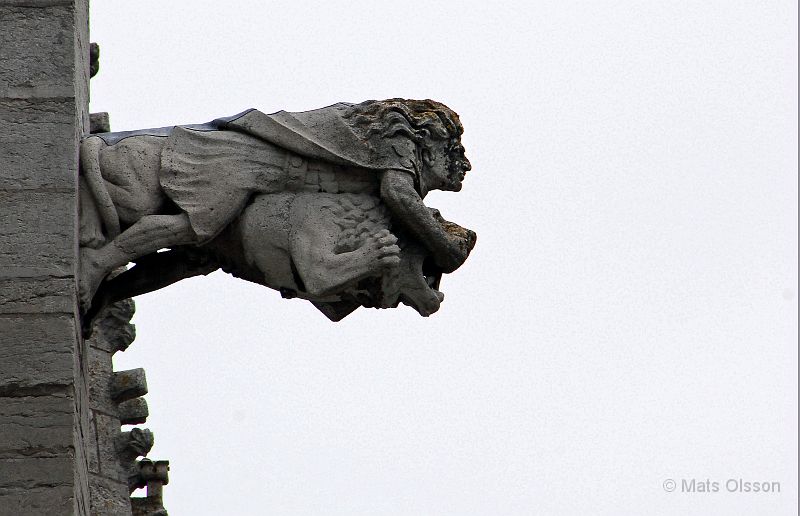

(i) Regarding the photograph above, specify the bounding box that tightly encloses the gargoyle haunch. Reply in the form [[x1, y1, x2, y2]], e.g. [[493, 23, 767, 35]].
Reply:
[[79, 99, 476, 325]]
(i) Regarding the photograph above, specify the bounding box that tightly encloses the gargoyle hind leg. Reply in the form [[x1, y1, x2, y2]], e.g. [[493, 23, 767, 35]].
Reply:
[[80, 213, 197, 310], [290, 219, 401, 298]]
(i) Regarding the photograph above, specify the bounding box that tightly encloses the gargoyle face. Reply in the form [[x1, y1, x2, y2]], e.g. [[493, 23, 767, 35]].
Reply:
[[446, 141, 471, 192], [422, 139, 471, 193]]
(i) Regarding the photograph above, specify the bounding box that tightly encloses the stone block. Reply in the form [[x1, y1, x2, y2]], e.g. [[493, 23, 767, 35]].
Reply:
[[71, 0, 89, 133], [0, 485, 74, 516], [89, 474, 132, 516], [111, 369, 148, 403], [72, 322, 92, 515], [0, 4, 77, 98], [86, 410, 99, 474], [0, 97, 77, 191], [0, 314, 77, 392], [0, 277, 73, 314], [118, 398, 149, 426], [0, 1, 73, 7], [0, 189, 75, 279], [0, 458, 76, 515], [89, 111, 109, 133], [94, 412, 124, 482], [87, 345, 116, 415], [0, 456, 74, 489], [0, 394, 73, 459], [0, 0, 90, 510], [130, 496, 166, 516]]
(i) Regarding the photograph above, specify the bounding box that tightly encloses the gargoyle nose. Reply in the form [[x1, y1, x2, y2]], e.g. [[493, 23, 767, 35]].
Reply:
[[462, 160, 472, 172]]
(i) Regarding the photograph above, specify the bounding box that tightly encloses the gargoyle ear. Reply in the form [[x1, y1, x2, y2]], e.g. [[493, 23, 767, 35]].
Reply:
[[421, 148, 434, 166], [414, 128, 430, 143]]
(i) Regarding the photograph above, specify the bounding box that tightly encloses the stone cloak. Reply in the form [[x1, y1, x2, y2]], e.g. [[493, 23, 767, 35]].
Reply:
[[159, 104, 420, 242]]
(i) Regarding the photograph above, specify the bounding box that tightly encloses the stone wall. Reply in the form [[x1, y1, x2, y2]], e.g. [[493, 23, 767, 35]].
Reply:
[[83, 297, 171, 516], [0, 1, 91, 514]]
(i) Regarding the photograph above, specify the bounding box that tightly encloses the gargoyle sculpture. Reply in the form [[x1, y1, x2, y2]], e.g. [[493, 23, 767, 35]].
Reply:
[[79, 99, 476, 329]]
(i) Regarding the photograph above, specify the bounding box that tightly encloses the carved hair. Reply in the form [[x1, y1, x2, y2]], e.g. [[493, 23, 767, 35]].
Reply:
[[343, 99, 463, 148]]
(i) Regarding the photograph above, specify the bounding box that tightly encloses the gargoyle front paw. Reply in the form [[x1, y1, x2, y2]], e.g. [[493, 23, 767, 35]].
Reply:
[[364, 229, 400, 271]]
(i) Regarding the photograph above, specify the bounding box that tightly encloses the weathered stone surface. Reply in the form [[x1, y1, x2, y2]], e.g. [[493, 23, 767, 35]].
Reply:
[[117, 429, 154, 493], [0, 1, 73, 7], [111, 369, 148, 403], [72, 310, 91, 516], [89, 474, 132, 516], [72, 5, 92, 513], [0, 458, 76, 515], [90, 111, 109, 133], [94, 417, 156, 491], [89, 43, 99, 78], [0, 395, 73, 459], [87, 345, 116, 415], [83, 296, 141, 511], [0, 315, 77, 392], [129, 459, 169, 515], [88, 298, 136, 353], [72, 0, 89, 133], [86, 411, 99, 474], [0, 190, 75, 279], [0, 485, 74, 516], [94, 412, 124, 482], [117, 429, 154, 464], [118, 398, 149, 426], [0, 0, 90, 511], [130, 497, 168, 516], [129, 458, 168, 492], [0, 277, 73, 313], [0, 5, 78, 98], [0, 98, 76, 191], [0, 456, 74, 488]]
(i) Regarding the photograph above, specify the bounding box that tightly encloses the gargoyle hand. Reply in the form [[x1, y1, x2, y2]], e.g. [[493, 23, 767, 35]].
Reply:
[[434, 220, 476, 274]]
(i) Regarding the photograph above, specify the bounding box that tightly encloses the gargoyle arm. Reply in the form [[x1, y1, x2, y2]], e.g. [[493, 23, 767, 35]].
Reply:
[[379, 169, 467, 274]]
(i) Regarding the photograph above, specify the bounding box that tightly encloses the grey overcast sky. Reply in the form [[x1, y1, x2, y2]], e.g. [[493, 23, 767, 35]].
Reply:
[[90, 2, 797, 515]]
